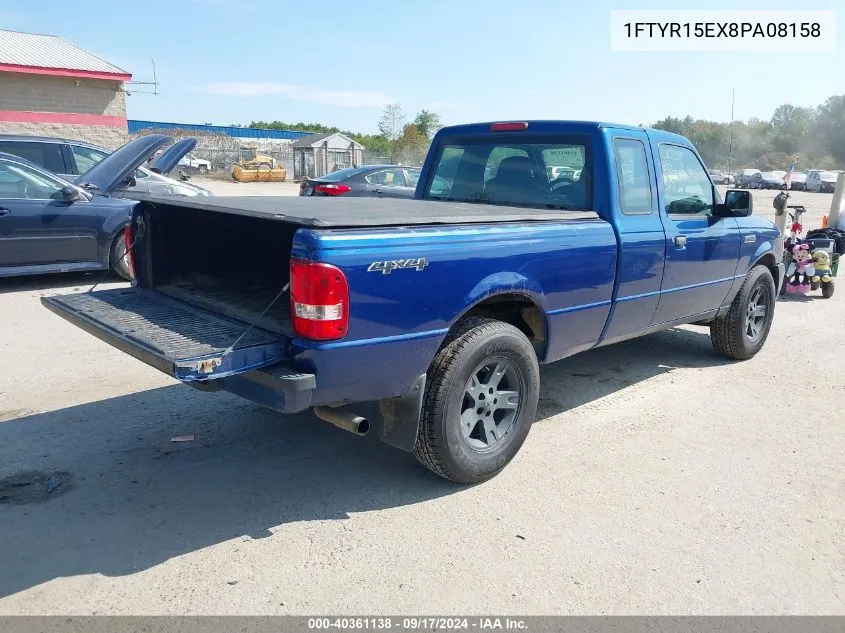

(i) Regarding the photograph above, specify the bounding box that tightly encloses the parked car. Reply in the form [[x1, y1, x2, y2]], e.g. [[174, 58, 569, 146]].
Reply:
[[760, 171, 787, 189], [299, 165, 421, 198], [0, 135, 212, 198], [788, 171, 807, 191], [0, 135, 179, 280], [43, 120, 782, 484], [806, 170, 839, 193], [709, 170, 734, 185], [736, 168, 761, 188], [178, 151, 211, 174]]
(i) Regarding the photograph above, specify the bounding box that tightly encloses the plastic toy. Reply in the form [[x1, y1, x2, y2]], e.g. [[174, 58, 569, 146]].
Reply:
[[784, 241, 815, 294]]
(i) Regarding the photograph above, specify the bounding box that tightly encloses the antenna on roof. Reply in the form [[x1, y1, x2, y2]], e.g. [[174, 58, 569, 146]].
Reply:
[[123, 58, 159, 96]]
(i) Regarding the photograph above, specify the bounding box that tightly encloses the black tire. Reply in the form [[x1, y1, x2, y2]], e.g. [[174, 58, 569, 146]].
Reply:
[[822, 280, 835, 298], [413, 317, 540, 484], [110, 233, 132, 281], [710, 265, 776, 360], [198, 165, 209, 174], [723, 178, 730, 185]]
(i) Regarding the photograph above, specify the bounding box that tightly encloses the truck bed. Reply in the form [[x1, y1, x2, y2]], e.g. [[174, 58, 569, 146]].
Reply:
[[133, 195, 598, 227]]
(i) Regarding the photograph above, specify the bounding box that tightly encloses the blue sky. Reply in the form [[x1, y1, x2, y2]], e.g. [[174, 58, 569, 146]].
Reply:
[[2, 0, 841, 133]]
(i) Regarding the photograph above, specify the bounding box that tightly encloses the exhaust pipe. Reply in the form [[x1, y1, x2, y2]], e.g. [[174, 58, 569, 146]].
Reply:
[[313, 406, 370, 436]]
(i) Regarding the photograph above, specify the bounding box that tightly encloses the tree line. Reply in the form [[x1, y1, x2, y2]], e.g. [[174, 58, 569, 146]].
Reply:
[[250, 93, 845, 172], [250, 105, 441, 165], [651, 95, 845, 172]]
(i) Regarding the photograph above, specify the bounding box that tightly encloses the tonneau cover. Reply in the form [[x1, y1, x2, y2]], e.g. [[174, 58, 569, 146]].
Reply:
[[130, 194, 600, 228]]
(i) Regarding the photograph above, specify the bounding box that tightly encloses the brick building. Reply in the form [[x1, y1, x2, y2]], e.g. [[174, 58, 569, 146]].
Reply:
[[0, 29, 131, 149]]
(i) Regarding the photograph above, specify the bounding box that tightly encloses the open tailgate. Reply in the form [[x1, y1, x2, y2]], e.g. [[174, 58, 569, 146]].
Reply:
[[41, 288, 287, 381]]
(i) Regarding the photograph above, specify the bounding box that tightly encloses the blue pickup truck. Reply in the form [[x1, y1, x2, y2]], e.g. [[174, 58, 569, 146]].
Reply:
[[42, 120, 783, 483]]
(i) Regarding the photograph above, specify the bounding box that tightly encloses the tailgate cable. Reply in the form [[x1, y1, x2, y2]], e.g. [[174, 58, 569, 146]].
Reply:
[[191, 282, 290, 375]]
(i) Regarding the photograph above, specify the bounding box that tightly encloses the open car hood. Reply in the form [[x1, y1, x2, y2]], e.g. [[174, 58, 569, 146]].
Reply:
[[150, 138, 198, 175], [76, 134, 170, 194]]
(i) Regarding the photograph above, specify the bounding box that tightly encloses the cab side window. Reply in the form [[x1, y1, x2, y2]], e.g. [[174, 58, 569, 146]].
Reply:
[[658, 144, 714, 216], [613, 138, 653, 215]]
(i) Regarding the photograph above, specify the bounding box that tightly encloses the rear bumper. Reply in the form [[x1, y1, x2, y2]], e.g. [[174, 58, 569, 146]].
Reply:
[[214, 364, 316, 414]]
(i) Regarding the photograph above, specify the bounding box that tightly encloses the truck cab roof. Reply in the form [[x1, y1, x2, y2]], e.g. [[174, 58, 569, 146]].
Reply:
[[435, 120, 692, 146]]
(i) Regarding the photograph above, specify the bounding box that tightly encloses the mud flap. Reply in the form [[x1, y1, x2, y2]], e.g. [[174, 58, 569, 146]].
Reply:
[[377, 373, 426, 452]]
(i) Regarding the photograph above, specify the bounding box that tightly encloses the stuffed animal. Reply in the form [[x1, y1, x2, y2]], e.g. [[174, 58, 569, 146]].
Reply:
[[785, 242, 815, 294], [812, 250, 833, 284]]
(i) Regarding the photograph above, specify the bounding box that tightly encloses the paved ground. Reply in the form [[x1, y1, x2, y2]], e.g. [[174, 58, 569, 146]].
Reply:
[[0, 188, 843, 615]]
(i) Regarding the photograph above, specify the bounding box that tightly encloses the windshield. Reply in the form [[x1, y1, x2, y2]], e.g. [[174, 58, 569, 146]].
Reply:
[[315, 166, 371, 182], [240, 148, 257, 161], [422, 137, 591, 210]]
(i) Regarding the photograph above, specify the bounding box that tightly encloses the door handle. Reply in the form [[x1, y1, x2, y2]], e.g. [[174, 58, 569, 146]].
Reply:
[[373, 189, 383, 196], [0, 208, 10, 217], [674, 235, 687, 247]]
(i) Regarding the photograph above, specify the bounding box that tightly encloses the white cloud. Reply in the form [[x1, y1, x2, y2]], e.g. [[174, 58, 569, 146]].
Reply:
[[194, 81, 395, 108]]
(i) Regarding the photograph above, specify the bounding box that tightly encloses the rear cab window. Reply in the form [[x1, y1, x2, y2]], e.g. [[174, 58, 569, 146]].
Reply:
[[0, 141, 66, 174], [422, 136, 591, 210]]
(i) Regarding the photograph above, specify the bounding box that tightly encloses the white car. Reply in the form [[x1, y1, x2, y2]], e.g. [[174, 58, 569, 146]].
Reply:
[[806, 170, 839, 193], [177, 152, 211, 174]]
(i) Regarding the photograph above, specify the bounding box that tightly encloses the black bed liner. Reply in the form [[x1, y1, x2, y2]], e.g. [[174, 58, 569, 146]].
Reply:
[[132, 194, 600, 228], [42, 288, 286, 381]]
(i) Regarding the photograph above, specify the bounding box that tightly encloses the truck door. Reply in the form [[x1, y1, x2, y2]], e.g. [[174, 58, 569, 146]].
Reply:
[[597, 131, 667, 345], [651, 142, 741, 324], [0, 158, 99, 269]]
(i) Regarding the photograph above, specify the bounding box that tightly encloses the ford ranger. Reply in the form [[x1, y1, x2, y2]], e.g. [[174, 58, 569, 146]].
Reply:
[[42, 121, 784, 483]]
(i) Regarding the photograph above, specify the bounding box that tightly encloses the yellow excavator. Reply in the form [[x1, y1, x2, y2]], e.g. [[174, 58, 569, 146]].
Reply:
[[231, 145, 287, 183]]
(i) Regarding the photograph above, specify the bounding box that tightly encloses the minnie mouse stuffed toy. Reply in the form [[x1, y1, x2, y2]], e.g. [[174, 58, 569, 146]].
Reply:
[[785, 241, 815, 294]]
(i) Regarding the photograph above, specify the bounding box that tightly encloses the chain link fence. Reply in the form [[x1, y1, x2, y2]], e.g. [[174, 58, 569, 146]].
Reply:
[[131, 128, 426, 180]]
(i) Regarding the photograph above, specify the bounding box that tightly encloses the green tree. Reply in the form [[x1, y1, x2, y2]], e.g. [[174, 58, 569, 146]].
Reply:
[[394, 124, 429, 165], [816, 95, 845, 164], [412, 110, 442, 140]]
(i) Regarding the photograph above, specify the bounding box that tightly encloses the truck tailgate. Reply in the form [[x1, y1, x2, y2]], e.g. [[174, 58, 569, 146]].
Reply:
[[42, 288, 287, 381]]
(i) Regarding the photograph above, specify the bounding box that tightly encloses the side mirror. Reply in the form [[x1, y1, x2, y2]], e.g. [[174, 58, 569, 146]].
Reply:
[[125, 175, 137, 187], [59, 185, 81, 203], [717, 189, 752, 217]]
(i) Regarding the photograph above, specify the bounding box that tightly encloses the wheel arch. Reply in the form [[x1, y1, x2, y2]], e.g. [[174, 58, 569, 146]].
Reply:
[[449, 290, 548, 360]]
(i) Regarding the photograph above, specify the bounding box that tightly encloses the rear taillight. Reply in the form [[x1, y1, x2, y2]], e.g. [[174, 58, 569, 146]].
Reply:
[[123, 224, 136, 279], [314, 184, 351, 196], [290, 259, 349, 340]]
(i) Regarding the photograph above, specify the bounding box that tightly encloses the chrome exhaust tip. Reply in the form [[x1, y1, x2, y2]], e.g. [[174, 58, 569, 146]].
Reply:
[[313, 406, 370, 436]]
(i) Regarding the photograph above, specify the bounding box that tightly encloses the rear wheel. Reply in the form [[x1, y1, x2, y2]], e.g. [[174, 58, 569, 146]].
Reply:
[[110, 233, 131, 281], [710, 265, 776, 360], [198, 165, 209, 174], [414, 317, 540, 484]]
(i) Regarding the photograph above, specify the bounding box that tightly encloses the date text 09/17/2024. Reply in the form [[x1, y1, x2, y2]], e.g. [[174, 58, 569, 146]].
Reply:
[[307, 617, 528, 630]]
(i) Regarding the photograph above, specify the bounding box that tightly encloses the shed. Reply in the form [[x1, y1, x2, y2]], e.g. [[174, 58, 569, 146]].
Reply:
[[291, 132, 364, 179], [0, 29, 131, 149]]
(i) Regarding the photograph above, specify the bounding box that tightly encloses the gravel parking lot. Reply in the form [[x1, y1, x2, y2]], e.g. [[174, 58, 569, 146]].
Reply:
[[194, 177, 301, 197], [0, 188, 843, 615]]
